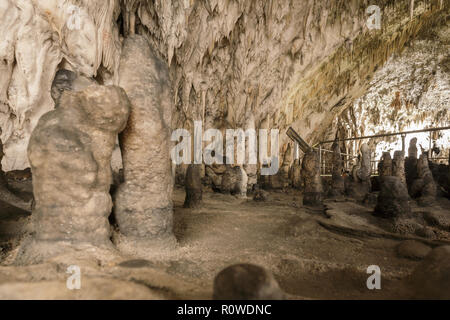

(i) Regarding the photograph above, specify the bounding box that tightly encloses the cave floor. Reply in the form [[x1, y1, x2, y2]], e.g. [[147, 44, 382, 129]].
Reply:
[[0, 184, 449, 300]]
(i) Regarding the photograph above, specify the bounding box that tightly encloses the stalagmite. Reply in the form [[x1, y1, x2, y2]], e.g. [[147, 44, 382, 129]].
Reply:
[[411, 154, 437, 206], [184, 164, 203, 208], [345, 143, 371, 201], [270, 144, 291, 189], [378, 152, 393, 178], [114, 35, 175, 251], [18, 84, 130, 263], [405, 138, 419, 194], [392, 151, 407, 186], [301, 150, 323, 206], [329, 141, 345, 197], [408, 138, 418, 159], [221, 165, 248, 197], [374, 176, 411, 218]]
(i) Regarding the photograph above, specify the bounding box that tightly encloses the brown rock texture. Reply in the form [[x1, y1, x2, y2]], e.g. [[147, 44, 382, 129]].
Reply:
[[213, 264, 285, 300], [374, 176, 411, 219], [114, 35, 175, 250], [410, 246, 450, 299], [411, 154, 437, 206], [184, 164, 203, 208], [378, 152, 393, 178], [301, 150, 323, 206], [392, 151, 407, 186], [221, 165, 248, 197], [19, 84, 130, 262], [345, 143, 371, 201], [329, 141, 345, 198]]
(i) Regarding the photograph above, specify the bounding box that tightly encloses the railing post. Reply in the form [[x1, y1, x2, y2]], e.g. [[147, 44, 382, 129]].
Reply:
[[429, 131, 432, 159], [319, 145, 322, 175]]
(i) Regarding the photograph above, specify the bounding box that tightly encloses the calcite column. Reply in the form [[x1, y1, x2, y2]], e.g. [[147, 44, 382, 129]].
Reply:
[[114, 35, 175, 250], [329, 141, 345, 197], [392, 151, 407, 186], [408, 138, 418, 158], [359, 143, 372, 181], [405, 137, 419, 192], [184, 164, 203, 208], [345, 143, 371, 201], [378, 152, 393, 178], [301, 150, 323, 206], [411, 154, 437, 206], [19, 85, 130, 263], [270, 143, 291, 189]]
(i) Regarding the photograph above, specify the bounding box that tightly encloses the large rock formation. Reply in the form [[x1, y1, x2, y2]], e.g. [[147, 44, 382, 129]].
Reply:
[[18, 84, 130, 263], [114, 35, 175, 251], [213, 264, 285, 300], [301, 150, 323, 206]]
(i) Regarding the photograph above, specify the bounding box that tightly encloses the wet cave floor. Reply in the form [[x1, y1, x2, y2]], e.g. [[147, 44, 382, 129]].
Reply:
[[0, 182, 449, 299]]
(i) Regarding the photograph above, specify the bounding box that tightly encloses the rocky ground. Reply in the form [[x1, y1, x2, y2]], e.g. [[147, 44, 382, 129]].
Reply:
[[1, 178, 449, 300]]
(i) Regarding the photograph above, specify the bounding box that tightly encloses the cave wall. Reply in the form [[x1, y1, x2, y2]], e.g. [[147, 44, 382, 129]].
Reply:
[[0, 0, 447, 171], [338, 18, 450, 159]]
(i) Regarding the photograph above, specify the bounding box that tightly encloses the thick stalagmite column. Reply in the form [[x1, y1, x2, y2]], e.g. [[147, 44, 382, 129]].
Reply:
[[378, 152, 393, 178], [301, 150, 323, 206], [329, 141, 345, 197], [392, 151, 407, 186], [270, 144, 291, 189], [345, 143, 371, 201], [405, 137, 419, 193], [411, 154, 437, 206], [114, 35, 175, 251], [18, 85, 130, 263], [184, 164, 203, 208], [374, 176, 411, 218]]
